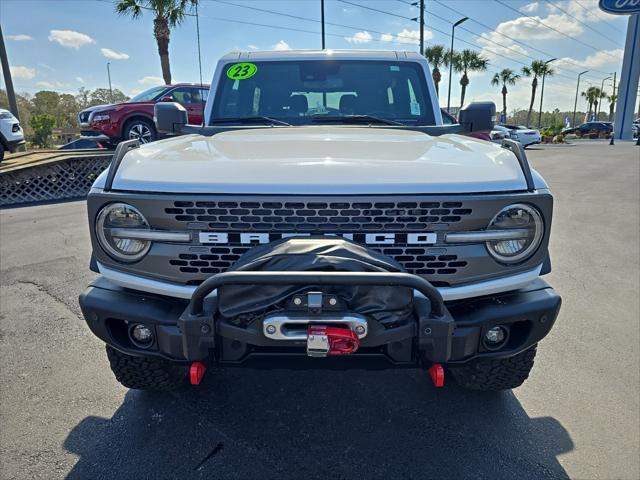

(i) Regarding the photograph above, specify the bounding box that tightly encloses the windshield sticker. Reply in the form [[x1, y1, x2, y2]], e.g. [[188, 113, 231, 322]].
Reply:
[[390, 65, 400, 71], [410, 101, 421, 115], [226, 62, 257, 80]]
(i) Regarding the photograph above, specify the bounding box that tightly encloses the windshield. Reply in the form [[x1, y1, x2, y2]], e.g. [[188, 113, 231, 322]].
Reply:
[[211, 60, 435, 126], [128, 86, 167, 103]]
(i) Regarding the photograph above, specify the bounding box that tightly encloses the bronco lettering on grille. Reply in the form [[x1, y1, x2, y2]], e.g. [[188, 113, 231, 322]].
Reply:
[[198, 232, 438, 245]]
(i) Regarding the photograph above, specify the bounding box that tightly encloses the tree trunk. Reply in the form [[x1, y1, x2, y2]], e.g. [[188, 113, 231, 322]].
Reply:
[[501, 85, 508, 119], [432, 68, 441, 96], [154, 17, 172, 85], [459, 72, 469, 108], [609, 102, 614, 121], [593, 100, 598, 120], [526, 76, 538, 127]]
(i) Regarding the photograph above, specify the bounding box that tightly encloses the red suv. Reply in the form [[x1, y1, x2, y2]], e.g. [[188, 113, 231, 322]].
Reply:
[[78, 83, 209, 146]]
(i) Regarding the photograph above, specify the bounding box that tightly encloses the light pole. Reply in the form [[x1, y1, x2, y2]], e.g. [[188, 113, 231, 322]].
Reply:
[[411, 0, 425, 54], [596, 75, 611, 120], [106, 62, 113, 103], [320, 0, 325, 49], [572, 70, 588, 127], [537, 58, 556, 129], [446, 17, 468, 113], [0, 24, 19, 120]]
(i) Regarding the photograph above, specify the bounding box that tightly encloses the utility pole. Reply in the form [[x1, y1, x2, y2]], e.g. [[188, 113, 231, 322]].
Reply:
[[410, 1, 425, 54], [537, 58, 557, 129], [573, 70, 588, 127], [610, 71, 617, 121], [419, 0, 424, 54], [597, 75, 612, 119], [446, 17, 468, 113], [0, 24, 19, 120], [107, 62, 113, 103], [321, 0, 325, 49]]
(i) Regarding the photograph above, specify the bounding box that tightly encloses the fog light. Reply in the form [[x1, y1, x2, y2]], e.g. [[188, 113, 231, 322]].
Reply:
[[485, 326, 506, 345], [130, 324, 153, 345]]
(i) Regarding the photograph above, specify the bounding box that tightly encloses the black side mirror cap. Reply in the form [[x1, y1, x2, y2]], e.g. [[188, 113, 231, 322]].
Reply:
[[154, 101, 188, 135], [458, 102, 496, 133]]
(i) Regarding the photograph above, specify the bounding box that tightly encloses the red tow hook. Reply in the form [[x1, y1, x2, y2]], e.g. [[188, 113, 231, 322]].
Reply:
[[307, 325, 360, 356], [428, 363, 445, 388], [190, 361, 207, 385]]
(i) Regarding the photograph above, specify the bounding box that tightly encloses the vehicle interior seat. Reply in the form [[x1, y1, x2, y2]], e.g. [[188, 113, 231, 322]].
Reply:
[[289, 95, 308, 116], [339, 94, 358, 115]]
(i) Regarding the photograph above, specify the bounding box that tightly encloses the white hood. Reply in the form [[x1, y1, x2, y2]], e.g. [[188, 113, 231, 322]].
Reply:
[[103, 127, 533, 194]]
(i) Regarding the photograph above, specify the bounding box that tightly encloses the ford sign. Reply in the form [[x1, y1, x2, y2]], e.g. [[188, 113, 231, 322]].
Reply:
[[599, 0, 640, 14]]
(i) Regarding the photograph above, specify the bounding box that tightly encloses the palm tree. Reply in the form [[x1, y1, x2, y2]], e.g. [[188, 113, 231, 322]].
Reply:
[[491, 68, 520, 120], [521, 60, 555, 127], [581, 86, 602, 121], [608, 93, 617, 122], [450, 49, 489, 107], [115, 0, 197, 85], [423, 45, 448, 96]]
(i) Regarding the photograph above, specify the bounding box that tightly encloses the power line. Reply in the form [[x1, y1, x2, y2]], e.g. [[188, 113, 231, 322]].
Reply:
[[431, 0, 611, 78], [494, 0, 604, 53], [544, 0, 621, 48], [572, 0, 622, 36], [337, 0, 415, 21], [339, 0, 598, 83], [207, 0, 424, 45]]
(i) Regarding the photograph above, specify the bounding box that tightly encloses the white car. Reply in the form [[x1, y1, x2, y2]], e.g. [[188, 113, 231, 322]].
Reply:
[[0, 108, 25, 161], [502, 124, 541, 148], [490, 125, 511, 143]]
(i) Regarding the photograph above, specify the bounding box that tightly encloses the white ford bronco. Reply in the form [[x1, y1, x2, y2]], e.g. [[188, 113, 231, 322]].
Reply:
[[79, 50, 561, 391]]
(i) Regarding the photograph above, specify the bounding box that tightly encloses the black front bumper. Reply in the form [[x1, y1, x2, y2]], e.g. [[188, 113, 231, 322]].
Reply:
[[79, 272, 561, 368]]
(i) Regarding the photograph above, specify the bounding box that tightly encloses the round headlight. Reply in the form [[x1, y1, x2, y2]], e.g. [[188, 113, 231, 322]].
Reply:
[[486, 204, 543, 263], [96, 203, 151, 262]]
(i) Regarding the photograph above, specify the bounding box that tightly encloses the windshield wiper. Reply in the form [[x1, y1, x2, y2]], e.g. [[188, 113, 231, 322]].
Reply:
[[311, 115, 404, 126], [211, 116, 291, 126]]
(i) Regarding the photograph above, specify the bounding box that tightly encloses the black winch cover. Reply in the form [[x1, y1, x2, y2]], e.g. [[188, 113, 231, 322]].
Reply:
[[217, 237, 414, 327]]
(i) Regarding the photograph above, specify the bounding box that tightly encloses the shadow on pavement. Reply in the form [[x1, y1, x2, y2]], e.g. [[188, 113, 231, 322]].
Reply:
[[64, 368, 573, 479]]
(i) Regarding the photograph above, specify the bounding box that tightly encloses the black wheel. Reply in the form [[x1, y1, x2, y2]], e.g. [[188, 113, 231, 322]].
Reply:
[[0, 143, 5, 162], [450, 345, 537, 391], [105, 345, 188, 391], [123, 118, 156, 144]]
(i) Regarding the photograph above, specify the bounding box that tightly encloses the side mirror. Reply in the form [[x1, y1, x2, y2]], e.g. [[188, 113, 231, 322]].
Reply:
[[154, 101, 187, 135], [458, 102, 496, 133]]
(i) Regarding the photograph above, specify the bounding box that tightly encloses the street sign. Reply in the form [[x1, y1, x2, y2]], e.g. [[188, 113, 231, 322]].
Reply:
[[599, 0, 640, 15]]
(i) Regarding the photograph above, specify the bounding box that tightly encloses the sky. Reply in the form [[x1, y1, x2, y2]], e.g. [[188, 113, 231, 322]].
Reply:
[[0, 0, 635, 113]]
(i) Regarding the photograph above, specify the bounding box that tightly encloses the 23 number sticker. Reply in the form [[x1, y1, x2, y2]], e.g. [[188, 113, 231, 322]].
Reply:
[[226, 62, 257, 80]]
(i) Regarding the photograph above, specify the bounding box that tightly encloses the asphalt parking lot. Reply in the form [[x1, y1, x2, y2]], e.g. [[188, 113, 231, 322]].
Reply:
[[0, 141, 638, 479]]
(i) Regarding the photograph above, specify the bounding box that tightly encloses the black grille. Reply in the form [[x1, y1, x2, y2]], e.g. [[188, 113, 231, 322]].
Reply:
[[165, 200, 472, 231], [169, 248, 467, 277]]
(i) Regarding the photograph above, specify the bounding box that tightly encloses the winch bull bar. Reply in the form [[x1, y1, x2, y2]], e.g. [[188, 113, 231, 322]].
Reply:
[[187, 270, 446, 317], [180, 270, 455, 363]]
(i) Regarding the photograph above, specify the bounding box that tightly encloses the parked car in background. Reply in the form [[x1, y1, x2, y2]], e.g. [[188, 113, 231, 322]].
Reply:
[[562, 121, 613, 137], [633, 118, 639, 138], [58, 138, 107, 150], [501, 124, 541, 148], [0, 108, 25, 161], [490, 125, 511, 143], [78, 83, 209, 147]]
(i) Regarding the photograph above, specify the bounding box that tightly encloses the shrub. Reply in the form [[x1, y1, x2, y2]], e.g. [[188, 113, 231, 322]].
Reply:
[[29, 113, 56, 148]]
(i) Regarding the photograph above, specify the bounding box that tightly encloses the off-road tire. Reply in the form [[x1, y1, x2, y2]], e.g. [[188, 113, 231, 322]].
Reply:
[[451, 345, 537, 391], [106, 345, 188, 391]]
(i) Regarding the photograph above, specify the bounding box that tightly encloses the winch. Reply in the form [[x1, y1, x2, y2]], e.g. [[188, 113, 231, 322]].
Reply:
[[261, 291, 366, 357]]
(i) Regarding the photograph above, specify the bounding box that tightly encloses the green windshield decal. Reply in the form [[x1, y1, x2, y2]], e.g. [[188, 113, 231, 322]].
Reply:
[[226, 62, 257, 80]]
